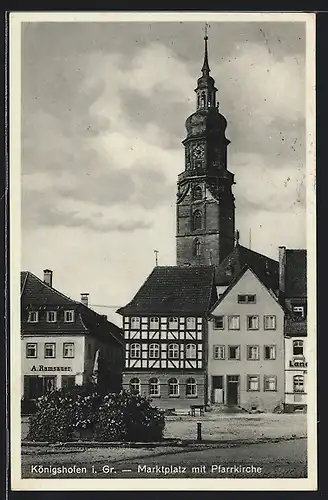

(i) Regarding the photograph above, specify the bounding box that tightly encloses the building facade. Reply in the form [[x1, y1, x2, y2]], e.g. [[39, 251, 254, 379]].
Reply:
[[21, 269, 124, 402], [117, 266, 217, 410], [279, 247, 307, 412], [208, 266, 284, 412]]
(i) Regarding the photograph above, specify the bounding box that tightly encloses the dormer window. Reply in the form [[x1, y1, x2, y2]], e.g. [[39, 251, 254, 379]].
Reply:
[[27, 311, 38, 323], [64, 310, 74, 323], [46, 311, 57, 323], [292, 305, 305, 319]]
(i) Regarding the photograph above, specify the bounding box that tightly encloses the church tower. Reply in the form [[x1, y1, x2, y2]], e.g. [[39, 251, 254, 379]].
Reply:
[[176, 32, 235, 270]]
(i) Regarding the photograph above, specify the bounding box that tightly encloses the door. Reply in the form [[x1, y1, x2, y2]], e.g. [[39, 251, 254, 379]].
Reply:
[[227, 375, 239, 405], [212, 376, 224, 403]]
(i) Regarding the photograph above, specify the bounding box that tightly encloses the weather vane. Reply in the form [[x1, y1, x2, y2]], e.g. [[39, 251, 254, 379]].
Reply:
[[204, 22, 211, 39]]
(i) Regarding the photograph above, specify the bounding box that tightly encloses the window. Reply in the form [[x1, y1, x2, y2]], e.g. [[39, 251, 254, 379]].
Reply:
[[193, 239, 201, 257], [293, 340, 304, 356], [213, 345, 225, 360], [264, 375, 277, 391], [44, 343, 56, 358], [62, 375, 76, 389], [193, 185, 203, 200], [149, 378, 160, 397], [186, 317, 196, 328], [264, 345, 276, 360], [130, 378, 140, 394], [63, 342, 74, 358], [293, 375, 304, 393], [186, 377, 197, 396], [228, 345, 240, 360], [213, 316, 224, 329], [168, 317, 178, 329], [238, 294, 256, 304], [64, 310, 74, 323], [130, 343, 141, 359], [247, 315, 259, 330], [27, 311, 38, 323], [46, 311, 57, 323], [149, 317, 159, 329], [247, 375, 260, 391], [149, 343, 160, 359], [168, 378, 179, 396], [43, 376, 56, 393], [168, 343, 179, 359], [293, 305, 305, 319], [193, 210, 202, 230], [228, 316, 240, 330], [200, 92, 206, 108], [247, 345, 259, 360], [26, 343, 37, 358], [130, 317, 140, 329], [264, 315, 276, 330], [185, 344, 197, 359]]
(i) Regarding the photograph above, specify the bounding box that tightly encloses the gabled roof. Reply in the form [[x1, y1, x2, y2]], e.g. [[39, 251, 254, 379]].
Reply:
[[21, 271, 77, 306], [285, 249, 307, 298], [215, 244, 279, 290], [210, 264, 281, 314], [117, 265, 217, 316], [21, 271, 123, 344]]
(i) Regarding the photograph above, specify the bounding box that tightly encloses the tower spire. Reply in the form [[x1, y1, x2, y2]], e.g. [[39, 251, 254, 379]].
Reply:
[[201, 23, 210, 75]]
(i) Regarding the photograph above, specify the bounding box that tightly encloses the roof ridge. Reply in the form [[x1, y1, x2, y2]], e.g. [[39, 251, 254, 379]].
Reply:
[[238, 244, 278, 263], [24, 271, 79, 305]]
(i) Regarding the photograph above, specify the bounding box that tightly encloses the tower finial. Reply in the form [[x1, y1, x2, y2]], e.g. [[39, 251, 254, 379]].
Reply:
[[201, 23, 210, 75]]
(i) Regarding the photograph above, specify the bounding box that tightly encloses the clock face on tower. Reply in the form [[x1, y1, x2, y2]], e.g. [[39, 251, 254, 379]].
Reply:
[[192, 143, 205, 160]]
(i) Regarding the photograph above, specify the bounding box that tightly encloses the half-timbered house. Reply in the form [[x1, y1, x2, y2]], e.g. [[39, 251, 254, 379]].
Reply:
[[117, 266, 217, 410]]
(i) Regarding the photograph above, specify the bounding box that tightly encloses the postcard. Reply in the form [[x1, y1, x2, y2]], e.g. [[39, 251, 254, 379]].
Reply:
[[9, 11, 317, 491]]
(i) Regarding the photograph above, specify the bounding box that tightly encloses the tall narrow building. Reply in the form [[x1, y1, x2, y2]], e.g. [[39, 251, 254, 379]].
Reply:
[[176, 34, 235, 272]]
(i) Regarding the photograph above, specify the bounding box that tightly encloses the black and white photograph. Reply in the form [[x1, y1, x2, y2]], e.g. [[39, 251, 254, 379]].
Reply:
[[10, 11, 316, 491]]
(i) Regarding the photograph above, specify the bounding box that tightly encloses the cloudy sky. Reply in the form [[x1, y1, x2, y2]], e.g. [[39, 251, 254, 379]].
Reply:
[[21, 18, 307, 325]]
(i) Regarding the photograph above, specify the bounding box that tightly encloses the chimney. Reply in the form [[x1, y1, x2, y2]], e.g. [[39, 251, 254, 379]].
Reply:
[[80, 293, 89, 307], [278, 246, 286, 294], [43, 269, 53, 287]]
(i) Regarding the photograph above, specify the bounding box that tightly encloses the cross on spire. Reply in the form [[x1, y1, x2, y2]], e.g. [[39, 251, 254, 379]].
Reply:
[[201, 23, 211, 75]]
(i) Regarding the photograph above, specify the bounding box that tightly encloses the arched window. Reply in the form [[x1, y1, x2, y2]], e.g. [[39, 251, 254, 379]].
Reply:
[[149, 377, 160, 396], [186, 377, 197, 396], [197, 94, 200, 108], [168, 317, 178, 329], [193, 210, 202, 230], [193, 239, 201, 257], [149, 343, 160, 359], [129, 378, 140, 394], [200, 92, 206, 108], [149, 317, 159, 329], [130, 317, 140, 329], [185, 344, 197, 359], [130, 343, 141, 359], [293, 340, 304, 356], [193, 185, 202, 200], [168, 343, 179, 359], [293, 375, 304, 393], [207, 93, 212, 107], [168, 377, 179, 396]]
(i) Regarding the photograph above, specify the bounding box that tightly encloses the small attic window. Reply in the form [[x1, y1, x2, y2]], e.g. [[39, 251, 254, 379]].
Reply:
[[238, 294, 256, 304], [64, 310, 75, 323], [27, 311, 38, 323]]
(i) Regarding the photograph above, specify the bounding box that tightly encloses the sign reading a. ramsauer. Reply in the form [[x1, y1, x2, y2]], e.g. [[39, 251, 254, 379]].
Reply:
[[30, 365, 72, 372]]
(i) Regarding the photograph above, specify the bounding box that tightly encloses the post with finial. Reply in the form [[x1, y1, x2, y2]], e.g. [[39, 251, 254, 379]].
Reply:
[[154, 250, 159, 267]]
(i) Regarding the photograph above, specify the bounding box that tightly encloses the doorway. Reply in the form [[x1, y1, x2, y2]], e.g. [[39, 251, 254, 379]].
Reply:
[[227, 375, 239, 405], [212, 376, 224, 403]]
